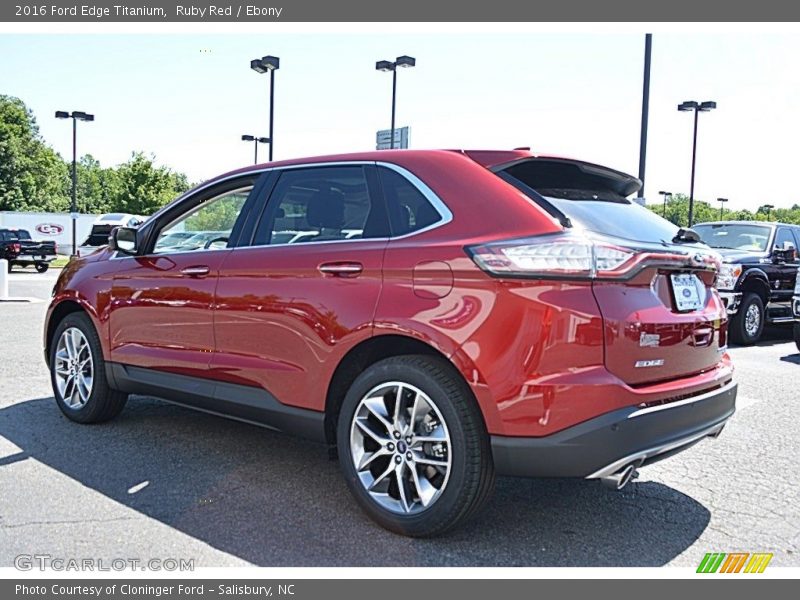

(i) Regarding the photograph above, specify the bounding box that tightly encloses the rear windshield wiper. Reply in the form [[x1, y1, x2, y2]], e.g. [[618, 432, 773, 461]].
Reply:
[[672, 227, 702, 244]]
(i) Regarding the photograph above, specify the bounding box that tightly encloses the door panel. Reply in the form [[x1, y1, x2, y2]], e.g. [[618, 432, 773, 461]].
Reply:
[[211, 242, 387, 410], [108, 178, 258, 376], [109, 251, 229, 375], [210, 164, 390, 411]]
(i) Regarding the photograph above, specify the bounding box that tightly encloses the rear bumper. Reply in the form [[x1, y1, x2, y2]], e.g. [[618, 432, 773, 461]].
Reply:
[[491, 380, 737, 478], [12, 254, 56, 264]]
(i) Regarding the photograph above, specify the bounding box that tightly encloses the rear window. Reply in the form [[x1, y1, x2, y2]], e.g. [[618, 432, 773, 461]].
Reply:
[[499, 163, 680, 245]]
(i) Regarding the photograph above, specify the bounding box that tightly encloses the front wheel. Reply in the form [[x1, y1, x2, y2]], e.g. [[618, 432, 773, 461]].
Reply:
[[729, 293, 764, 345], [337, 355, 495, 537], [50, 312, 128, 423]]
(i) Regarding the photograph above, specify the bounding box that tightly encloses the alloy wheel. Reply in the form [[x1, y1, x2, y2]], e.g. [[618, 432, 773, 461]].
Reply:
[[349, 381, 452, 515], [54, 327, 94, 409]]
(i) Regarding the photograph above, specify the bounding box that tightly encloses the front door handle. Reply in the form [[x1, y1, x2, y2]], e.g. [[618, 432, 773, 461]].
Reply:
[[318, 262, 363, 277], [181, 265, 210, 278]]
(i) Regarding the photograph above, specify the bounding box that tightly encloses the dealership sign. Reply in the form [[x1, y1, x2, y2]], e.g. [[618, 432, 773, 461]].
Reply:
[[35, 223, 64, 236]]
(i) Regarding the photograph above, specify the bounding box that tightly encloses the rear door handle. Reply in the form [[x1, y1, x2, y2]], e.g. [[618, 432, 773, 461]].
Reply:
[[318, 262, 363, 277], [181, 265, 210, 278]]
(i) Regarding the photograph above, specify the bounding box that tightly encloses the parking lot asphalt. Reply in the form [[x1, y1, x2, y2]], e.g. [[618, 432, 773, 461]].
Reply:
[[1, 268, 798, 568]]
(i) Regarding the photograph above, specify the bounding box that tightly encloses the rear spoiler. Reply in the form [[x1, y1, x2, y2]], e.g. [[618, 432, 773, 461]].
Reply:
[[465, 152, 642, 198]]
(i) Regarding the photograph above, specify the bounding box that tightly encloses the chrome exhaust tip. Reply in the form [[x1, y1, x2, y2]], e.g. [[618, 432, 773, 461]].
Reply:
[[600, 463, 638, 491]]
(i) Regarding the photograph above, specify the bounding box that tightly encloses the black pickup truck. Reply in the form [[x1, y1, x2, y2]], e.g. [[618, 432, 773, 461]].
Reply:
[[694, 221, 800, 345], [0, 228, 58, 273]]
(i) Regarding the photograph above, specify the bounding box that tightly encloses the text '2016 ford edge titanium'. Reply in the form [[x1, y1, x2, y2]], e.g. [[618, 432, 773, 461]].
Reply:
[[44, 149, 737, 536]]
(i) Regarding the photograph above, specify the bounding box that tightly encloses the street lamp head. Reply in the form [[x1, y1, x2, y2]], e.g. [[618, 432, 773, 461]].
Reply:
[[375, 60, 395, 72], [678, 101, 699, 111], [73, 112, 94, 122], [241, 135, 255, 141], [658, 190, 672, 196], [251, 56, 279, 73], [250, 58, 267, 74], [261, 55, 280, 71], [395, 55, 416, 68], [717, 197, 728, 202], [55, 110, 69, 119], [257, 137, 270, 144], [699, 101, 717, 111]]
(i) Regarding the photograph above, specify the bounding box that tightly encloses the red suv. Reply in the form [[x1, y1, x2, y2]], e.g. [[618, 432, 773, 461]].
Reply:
[[44, 150, 737, 536]]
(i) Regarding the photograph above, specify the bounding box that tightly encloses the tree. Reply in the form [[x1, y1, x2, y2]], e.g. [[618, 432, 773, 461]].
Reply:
[[112, 152, 191, 215], [0, 95, 69, 212]]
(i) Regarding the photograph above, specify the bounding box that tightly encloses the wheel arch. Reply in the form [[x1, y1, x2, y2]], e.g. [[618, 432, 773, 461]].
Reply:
[[45, 299, 94, 367], [740, 271, 770, 306], [323, 334, 487, 446]]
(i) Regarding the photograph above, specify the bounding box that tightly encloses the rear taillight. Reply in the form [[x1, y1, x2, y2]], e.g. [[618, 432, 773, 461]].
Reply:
[[11, 243, 20, 254], [466, 233, 720, 280]]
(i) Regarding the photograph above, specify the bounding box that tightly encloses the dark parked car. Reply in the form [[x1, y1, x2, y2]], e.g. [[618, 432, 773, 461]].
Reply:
[[0, 228, 57, 272], [44, 150, 736, 536], [693, 221, 800, 344]]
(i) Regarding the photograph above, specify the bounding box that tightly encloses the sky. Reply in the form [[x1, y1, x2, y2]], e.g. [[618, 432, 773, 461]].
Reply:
[[1, 30, 798, 211]]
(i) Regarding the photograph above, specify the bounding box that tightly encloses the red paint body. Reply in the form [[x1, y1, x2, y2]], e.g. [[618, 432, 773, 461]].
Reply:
[[45, 149, 733, 438]]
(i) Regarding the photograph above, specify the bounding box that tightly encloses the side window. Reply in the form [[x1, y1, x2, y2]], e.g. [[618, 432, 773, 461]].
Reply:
[[253, 166, 388, 245], [378, 167, 442, 236], [774, 227, 796, 251], [152, 187, 252, 255]]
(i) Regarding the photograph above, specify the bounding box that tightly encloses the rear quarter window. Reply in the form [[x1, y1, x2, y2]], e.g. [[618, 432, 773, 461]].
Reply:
[[378, 167, 442, 236]]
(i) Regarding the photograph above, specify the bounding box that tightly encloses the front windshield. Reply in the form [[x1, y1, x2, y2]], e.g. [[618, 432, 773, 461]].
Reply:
[[692, 223, 771, 252]]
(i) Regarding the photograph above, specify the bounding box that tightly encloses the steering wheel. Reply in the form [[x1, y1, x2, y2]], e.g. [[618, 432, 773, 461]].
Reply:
[[204, 236, 229, 249]]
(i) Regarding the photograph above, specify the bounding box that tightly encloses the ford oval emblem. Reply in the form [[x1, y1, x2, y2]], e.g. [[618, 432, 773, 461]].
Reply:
[[35, 223, 64, 236]]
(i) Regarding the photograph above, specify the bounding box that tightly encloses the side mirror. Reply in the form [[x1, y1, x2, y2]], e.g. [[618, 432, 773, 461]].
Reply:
[[109, 227, 138, 255]]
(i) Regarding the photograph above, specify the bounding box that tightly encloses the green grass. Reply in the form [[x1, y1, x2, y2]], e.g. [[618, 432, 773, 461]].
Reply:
[[51, 256, 70, 268]]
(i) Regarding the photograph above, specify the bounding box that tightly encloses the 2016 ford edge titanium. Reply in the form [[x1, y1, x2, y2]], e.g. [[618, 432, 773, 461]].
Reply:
[[44, 149, 737, 536]]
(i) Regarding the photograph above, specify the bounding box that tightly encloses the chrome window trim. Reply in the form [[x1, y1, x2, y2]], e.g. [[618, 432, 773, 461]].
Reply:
[[114, 159, 453, 257]]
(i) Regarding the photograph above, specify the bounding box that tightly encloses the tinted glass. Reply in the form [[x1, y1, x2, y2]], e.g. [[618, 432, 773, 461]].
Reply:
[[693, 223, 772, 252], [254, 166, 388, 245], [378, 167, 441, 236], [152, 187, 252, 254], [498, 170, 680, 245], [775, 227, 796, 250]]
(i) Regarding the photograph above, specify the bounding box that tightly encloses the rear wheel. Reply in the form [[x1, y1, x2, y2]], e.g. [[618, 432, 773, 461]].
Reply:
[[337, 355, 494, 537], [794, 323, 800, 354], [729, 293, 764, 345], [35, 262, 49, 273], [50, 312, 128, 423]]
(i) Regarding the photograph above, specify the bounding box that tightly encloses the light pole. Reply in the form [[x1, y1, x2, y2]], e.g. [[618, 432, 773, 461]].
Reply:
[[658, 190, 672, 218], [376, 55, 416, 149], [250, 55, 279, 161], [55, 110, 94, 256], [717, 197, 728, 220], [763, 204, 775, 221], [678, 100, 716, 227], [241, 135, 270, 164]]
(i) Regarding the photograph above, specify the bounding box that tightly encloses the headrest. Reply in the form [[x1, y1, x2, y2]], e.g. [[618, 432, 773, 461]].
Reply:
[[307, 188, 345, 229]]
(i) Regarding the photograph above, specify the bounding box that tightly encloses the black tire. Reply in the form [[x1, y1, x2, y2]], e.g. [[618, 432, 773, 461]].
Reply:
[[729, 293, 765, 345], [794, 323, 800, 354], [337, 355, 495, 537], [6, 261, 11, 273], [35, 262, 49, 273], [49, 312, 128, 424]]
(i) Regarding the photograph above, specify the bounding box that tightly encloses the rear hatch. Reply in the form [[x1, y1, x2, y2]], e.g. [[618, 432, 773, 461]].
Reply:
[[490, 156, 726, 386]]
